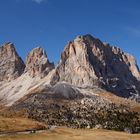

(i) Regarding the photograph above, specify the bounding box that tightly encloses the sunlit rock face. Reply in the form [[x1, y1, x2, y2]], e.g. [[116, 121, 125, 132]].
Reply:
[[25, 47, 54, 78], [0, 42, 25, 81], [0, 34, 140, 106], [56, 34, 140, 101]]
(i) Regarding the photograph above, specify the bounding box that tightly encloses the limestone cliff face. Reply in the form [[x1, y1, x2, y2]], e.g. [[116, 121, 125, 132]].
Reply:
[[0, 42, 25, 81], [25, 47, 54, 78], [56, 35, 140, 100], [56, 36, 98, 86], [0, 35, 140, 104]]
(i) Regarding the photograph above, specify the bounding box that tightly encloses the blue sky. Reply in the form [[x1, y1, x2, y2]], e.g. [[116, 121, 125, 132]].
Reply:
[[0, 0, 140, 67]]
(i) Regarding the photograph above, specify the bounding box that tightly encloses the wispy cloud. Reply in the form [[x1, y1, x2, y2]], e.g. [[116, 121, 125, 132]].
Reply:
[[32, 0, 47, 4], [125, 26, 140, 37], [118, 8, 140, 15]]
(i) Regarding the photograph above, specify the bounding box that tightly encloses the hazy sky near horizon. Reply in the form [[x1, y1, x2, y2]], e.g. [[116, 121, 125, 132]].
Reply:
[[0, 0, 140, 67]]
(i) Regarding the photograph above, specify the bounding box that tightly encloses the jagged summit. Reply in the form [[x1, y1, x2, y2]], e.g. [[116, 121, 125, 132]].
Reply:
[[25, 47, 54, 78], [56, 34, 140, 100], [0, 34, 140, 104], [0, 42, 25, 81]]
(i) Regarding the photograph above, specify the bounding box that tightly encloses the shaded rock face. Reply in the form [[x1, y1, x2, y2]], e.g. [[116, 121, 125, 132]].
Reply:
[[0, 43, 25, 81], [56, 35, 140, 100], [25, 47, 54, 78]]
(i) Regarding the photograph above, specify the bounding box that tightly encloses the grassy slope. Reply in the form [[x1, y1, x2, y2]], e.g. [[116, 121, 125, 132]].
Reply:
[[0, 117, 46, 132], [1, 127, 140, 140], [0, 90, 140, 139]]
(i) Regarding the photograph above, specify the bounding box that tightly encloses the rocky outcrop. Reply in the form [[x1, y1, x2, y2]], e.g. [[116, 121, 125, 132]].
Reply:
[[12, 85, 140, 133], [25, 47, 54, 78], [0, 42, 25, 81], [56, 35, 140, 101]]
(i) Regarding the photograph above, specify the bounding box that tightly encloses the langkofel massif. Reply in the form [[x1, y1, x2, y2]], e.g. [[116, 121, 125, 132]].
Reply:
[[0, 34, 140, 133]]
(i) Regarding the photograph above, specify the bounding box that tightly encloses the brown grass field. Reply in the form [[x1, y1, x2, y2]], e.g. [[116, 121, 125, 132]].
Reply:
[[0, 117, 45, 132], [1, 93, 140, 140], [1, 127, 140, 140]]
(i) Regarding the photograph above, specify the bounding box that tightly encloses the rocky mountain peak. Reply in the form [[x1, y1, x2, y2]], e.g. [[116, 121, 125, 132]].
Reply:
[[0, 42, 25, 81], [0, 42, 17, 57], [56, 34, 140, 101], [25, 47, 54, 78]]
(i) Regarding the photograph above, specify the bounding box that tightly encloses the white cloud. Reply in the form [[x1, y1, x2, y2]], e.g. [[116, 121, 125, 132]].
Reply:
[[125, 27, 140, 37], [32, 0, 46, 4]]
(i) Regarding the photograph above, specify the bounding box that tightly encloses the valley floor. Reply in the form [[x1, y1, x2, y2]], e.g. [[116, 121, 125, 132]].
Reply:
[[1, 127, 140, 140]]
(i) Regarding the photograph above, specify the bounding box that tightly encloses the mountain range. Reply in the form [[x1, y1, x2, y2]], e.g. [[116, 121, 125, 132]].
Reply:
[[0, 34, 140, 133]]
